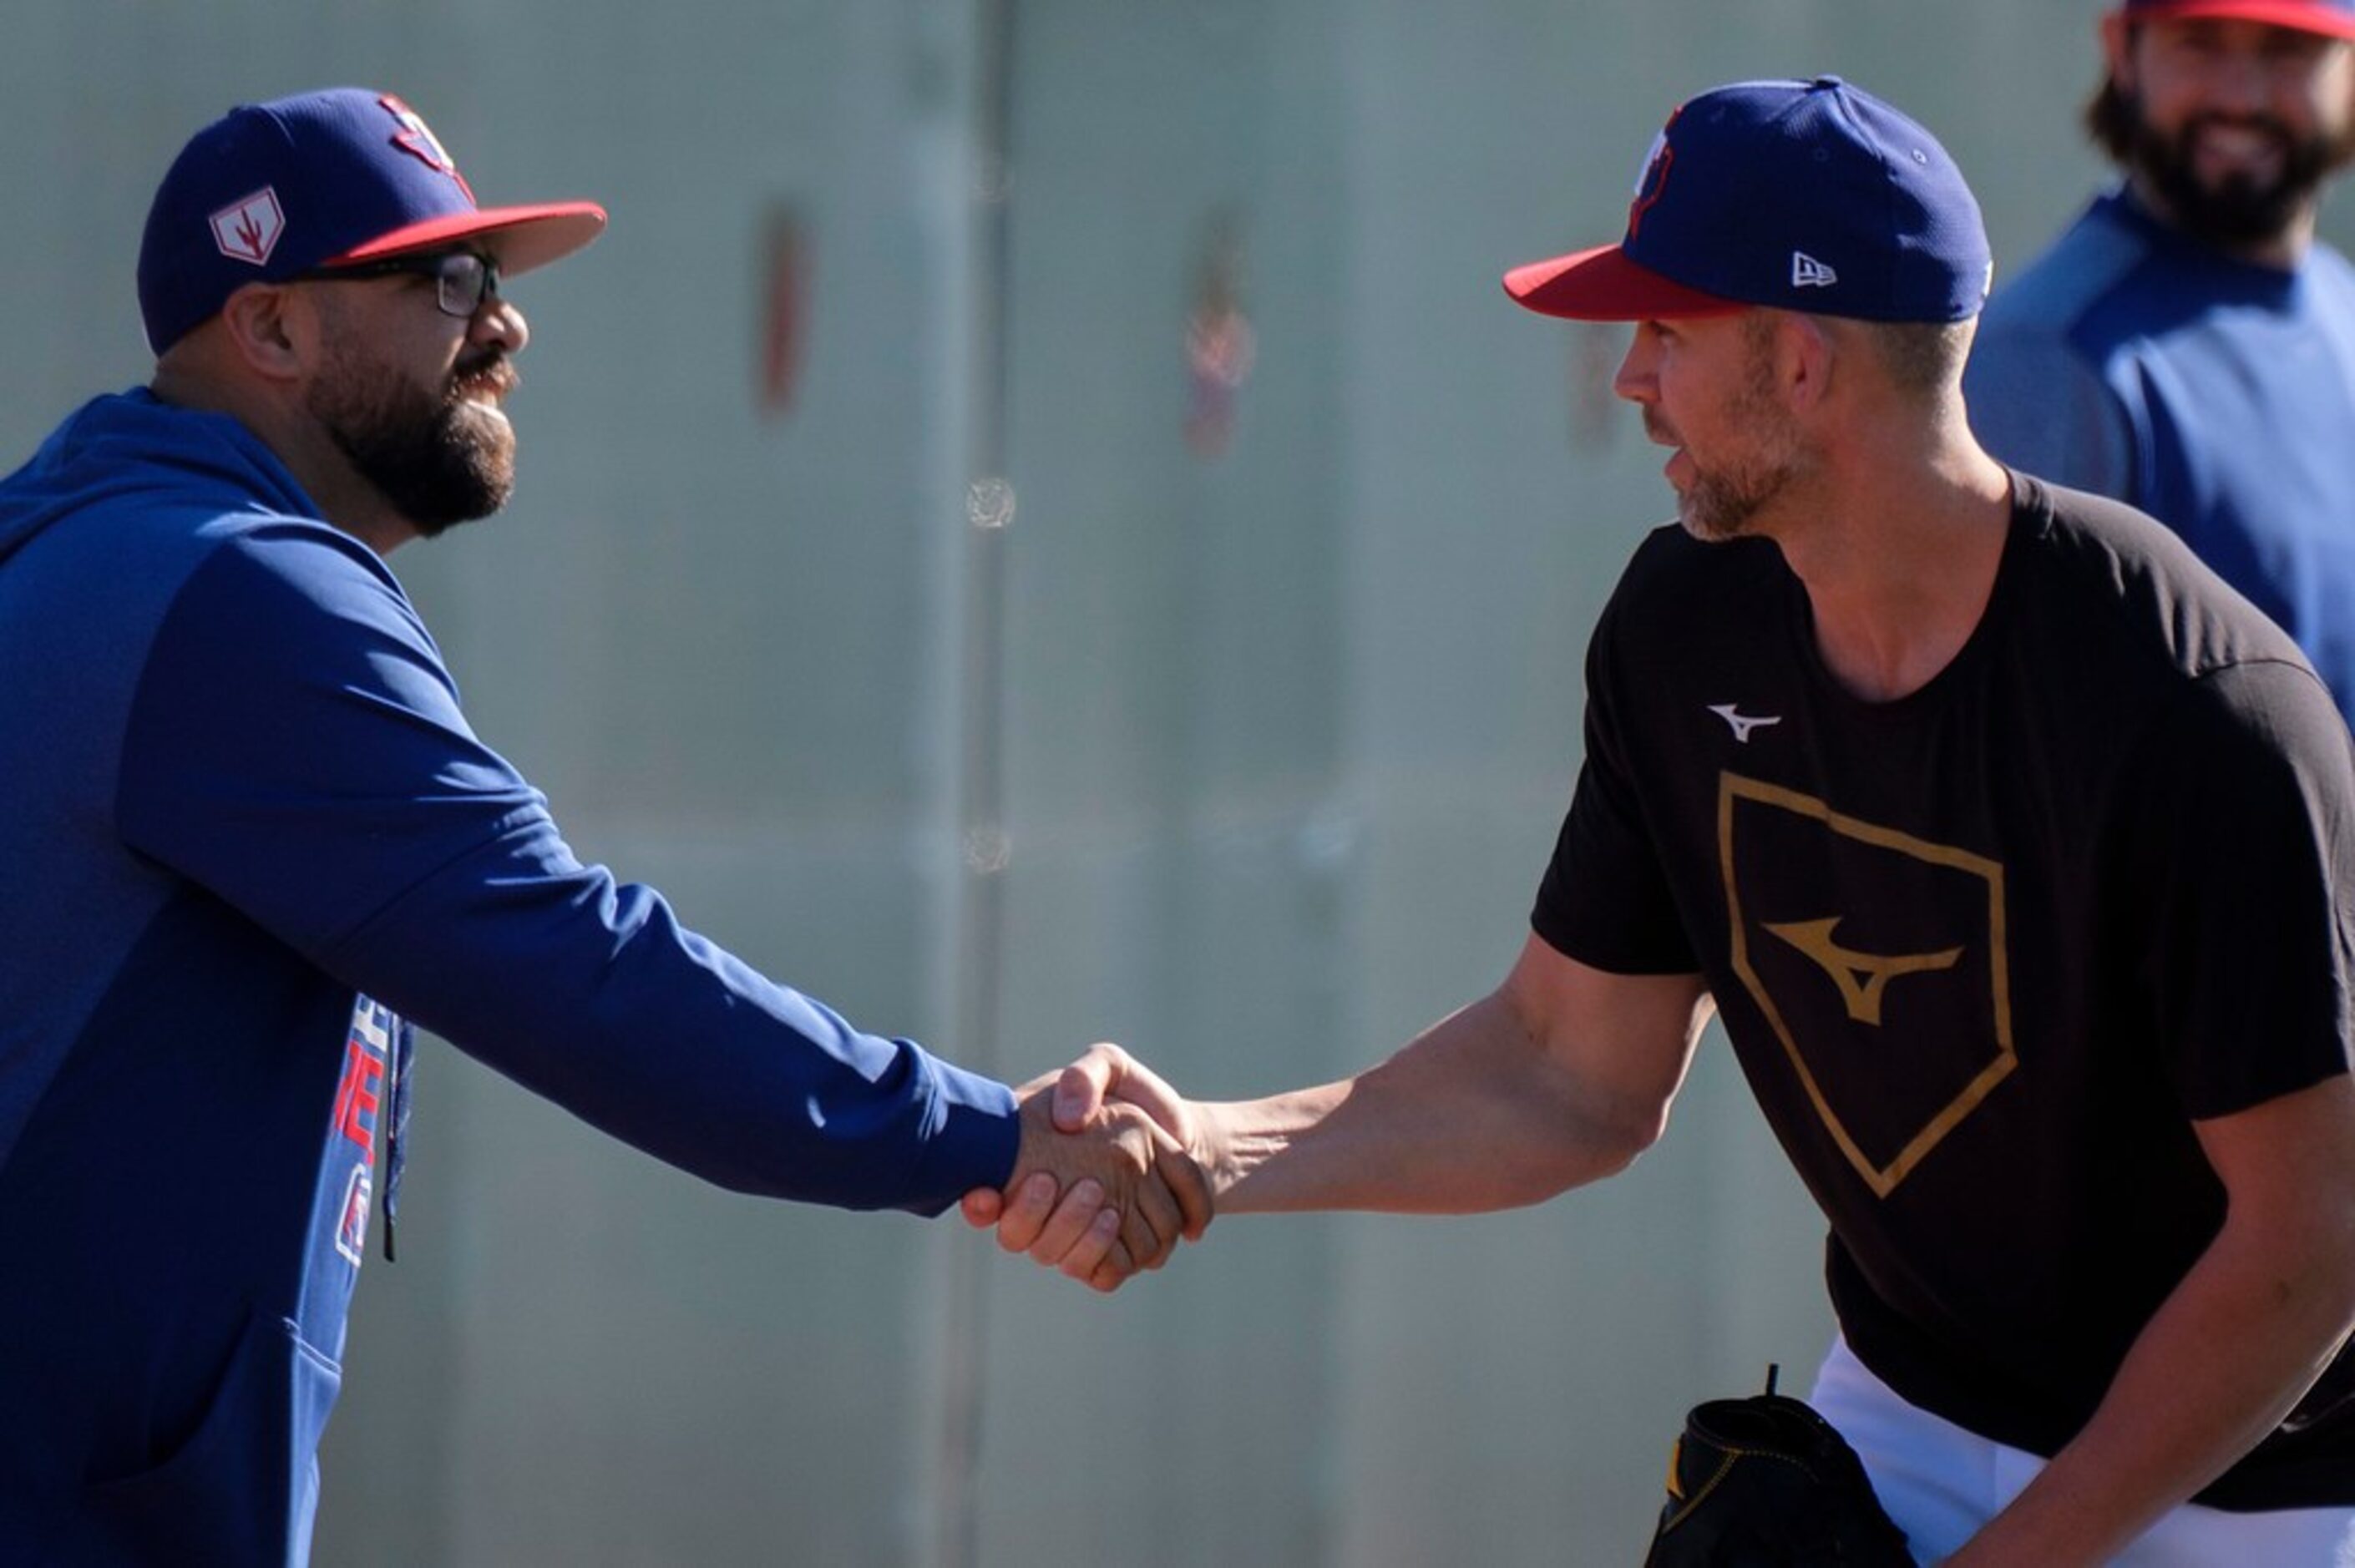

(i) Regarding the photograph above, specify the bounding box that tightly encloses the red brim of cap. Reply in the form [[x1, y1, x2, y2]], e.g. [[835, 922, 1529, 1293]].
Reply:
[[1502, 243, 1745, 321], [2118, 0, 2355, 38], [332, 200, 610, 277]]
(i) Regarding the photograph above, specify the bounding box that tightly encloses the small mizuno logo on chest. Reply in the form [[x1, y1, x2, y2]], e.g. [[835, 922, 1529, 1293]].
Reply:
[[1708, 704, 1781, 742]]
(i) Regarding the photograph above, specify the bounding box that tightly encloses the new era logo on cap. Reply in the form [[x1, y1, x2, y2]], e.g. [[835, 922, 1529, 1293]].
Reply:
[[1791, 251, 1838, 288], [209, 188, 285, 266]]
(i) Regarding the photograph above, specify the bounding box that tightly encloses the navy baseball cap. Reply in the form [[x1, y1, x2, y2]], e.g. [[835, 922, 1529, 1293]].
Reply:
[[1504, 77, 1992, 325], [138, 88, 606, 354], [2118, 0, 2355, 37]]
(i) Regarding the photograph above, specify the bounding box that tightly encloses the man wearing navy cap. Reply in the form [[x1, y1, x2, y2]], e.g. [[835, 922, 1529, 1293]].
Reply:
[[1969, 0, 2355, 724], [975, 77, 2355, 1563], [0, 89, 1204, 1565]]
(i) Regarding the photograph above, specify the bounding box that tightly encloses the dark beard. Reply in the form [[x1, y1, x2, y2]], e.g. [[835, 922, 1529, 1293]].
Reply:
[[308, 349, 519, 538], [2120, 92, 2348, 248]]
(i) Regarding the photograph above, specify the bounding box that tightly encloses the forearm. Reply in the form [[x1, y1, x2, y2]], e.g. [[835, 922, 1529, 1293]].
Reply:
[[344, 842, 1019, 1213], [1200, 991, 1668, 1215], [966, 945, 1705, 1284], [1949, 1217, 2355, 1565], [114, 544, 1022, 1216]]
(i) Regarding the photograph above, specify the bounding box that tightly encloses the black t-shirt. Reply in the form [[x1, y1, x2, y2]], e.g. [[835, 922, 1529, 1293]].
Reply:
[[1533, 474, 2355, 1510]]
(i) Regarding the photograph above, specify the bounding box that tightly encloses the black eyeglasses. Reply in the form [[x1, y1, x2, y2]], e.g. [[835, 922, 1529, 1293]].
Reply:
[[296, 250, 500, 319]]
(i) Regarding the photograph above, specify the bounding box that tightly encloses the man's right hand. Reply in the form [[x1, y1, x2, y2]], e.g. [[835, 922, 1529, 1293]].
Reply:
[[965, 1044, 1212, 1292]]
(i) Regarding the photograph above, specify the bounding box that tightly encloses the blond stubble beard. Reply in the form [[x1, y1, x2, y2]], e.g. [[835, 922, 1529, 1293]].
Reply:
[[1674, 322, 1816, 543]]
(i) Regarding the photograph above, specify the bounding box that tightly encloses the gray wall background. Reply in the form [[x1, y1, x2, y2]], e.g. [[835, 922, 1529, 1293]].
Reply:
[[0, 3, 2241, 1563]]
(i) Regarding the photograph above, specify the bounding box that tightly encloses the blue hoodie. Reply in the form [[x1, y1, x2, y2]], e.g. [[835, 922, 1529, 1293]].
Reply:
[[0, 390, 1020, 1565]]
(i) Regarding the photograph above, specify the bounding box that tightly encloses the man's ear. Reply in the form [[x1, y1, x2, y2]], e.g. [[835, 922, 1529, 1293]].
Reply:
[[215, 282, 313, 383], [2099, 13, 2137, 95], [1778, 313, 1836, 414]]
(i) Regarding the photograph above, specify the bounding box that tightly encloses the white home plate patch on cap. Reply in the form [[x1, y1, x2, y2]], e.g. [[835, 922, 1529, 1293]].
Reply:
[[210, 187, 285, 266]]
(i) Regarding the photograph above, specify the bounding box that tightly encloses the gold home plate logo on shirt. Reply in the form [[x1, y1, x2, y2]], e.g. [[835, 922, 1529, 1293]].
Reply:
[[1719, 773, 2016, 1197]]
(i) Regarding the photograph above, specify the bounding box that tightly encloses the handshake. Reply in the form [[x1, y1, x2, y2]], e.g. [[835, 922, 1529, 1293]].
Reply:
[[960, 1044, 1215, 1294]]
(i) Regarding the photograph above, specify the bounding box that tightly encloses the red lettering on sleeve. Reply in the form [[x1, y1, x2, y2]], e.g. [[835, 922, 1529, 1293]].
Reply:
[[332, 1036, 386, 1160]]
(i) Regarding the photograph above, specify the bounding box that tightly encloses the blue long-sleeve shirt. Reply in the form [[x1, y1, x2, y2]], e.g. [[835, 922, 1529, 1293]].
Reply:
[[0, 389, 1020, 1565]]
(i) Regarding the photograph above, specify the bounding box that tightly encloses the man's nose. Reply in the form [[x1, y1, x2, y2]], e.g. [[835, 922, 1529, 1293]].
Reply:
[[1613, 328, 1658, 404], [471, 296, 529, 357], [2203, 47, 2272, 117]]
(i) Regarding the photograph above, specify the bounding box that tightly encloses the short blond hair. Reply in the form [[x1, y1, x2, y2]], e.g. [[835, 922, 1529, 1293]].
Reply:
[[1868, 317, 1975, 395], [1753, 312, 1975, 398]]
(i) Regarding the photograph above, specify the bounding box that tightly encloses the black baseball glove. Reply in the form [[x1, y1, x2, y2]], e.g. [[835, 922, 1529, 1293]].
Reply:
[[1640, 1368, 1917, 1566]]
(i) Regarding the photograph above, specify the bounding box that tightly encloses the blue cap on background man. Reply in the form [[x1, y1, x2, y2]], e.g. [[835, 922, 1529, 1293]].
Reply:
[[1502, 77, 1992, 325], [138, 87, 607, 355]]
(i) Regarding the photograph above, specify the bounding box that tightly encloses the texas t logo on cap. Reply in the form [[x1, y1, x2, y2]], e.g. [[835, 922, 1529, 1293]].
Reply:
[[1627, 120, 1678, 240], [379, 94, 475, 200], [209, 188, 285, 266]]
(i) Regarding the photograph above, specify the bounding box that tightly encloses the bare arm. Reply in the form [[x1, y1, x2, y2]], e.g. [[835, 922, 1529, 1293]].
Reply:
[[1947, 1075, 2355, 1566], [1199, 935, 1712, 1214], [967, 935, 1711, 1278]]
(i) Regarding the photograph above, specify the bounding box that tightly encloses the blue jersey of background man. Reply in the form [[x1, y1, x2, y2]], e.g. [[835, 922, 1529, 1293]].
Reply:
[[1967, 186, 2355, 722]]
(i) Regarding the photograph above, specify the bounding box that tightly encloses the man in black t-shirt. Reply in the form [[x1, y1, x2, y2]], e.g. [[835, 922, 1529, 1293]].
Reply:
[[965, 77, 2355, 1565]]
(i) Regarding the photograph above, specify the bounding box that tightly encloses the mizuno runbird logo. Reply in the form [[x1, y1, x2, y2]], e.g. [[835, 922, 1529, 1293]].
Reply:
[[1709, 704, 1781, 743], [1765, 917, 1963, 1026]]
